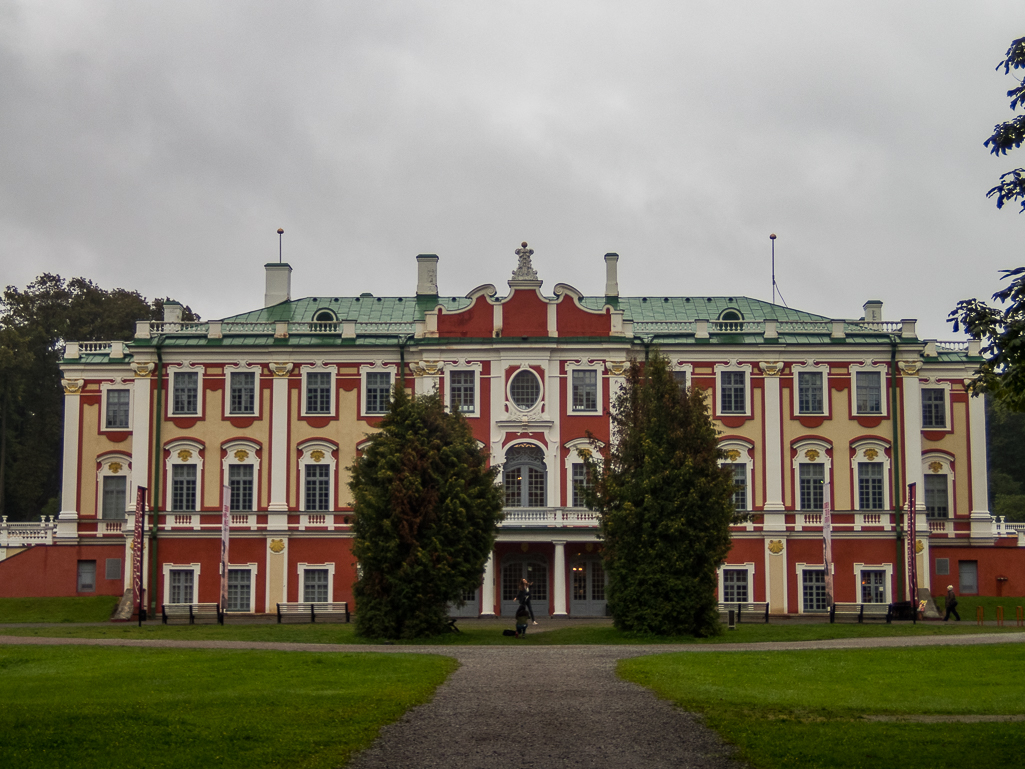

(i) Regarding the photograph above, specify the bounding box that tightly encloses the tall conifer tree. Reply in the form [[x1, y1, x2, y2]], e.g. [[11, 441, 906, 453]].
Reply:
[[350, 387, 503, 639], [583, 351, 738, 636]]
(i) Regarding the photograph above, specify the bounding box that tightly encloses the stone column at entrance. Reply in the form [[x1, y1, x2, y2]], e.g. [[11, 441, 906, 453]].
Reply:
[[552, 540, 567, 617], [480, 551, 496, 617]]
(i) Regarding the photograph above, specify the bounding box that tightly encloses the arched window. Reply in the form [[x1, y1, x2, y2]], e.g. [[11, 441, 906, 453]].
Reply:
[[503, 443, 547, 507]]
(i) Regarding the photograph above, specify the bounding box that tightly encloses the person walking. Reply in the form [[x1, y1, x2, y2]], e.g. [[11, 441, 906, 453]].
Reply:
[[515, 578, 538, 625], [944, 585, 960, 621]]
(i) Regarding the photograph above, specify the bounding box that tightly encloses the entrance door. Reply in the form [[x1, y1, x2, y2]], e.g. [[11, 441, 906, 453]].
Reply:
[[501, 556, 548, 618], [570, 557, 607, 616], [448, 585, 480, 618], [958, 561, 978, 595]]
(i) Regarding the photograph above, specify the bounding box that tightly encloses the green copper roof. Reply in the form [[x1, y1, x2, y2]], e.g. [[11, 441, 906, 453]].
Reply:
[[579, 296, 829, 323], [223, 295, 472, 324]]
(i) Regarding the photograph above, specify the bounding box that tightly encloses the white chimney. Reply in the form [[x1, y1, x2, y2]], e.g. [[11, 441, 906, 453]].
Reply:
[[265, 263, 292, 307], [863, 300, 883, 322], [163, 301, 183, 323], [416, 254, 439, 296], [604, 252, 620, 297]]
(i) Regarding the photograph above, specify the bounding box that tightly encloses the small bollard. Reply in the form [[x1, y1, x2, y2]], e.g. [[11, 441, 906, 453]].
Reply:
[[1017, 606, 1024, 628], [996, 606, 1004, 627], [976, 606, 985, 626], [728, 609, 736, 630]]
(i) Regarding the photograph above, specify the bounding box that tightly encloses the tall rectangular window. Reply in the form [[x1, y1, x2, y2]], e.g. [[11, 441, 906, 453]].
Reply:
[[722, 569, 749, 603], [305, 372, 331, 414], [229, 465, 254, 511], [673, 370, 688, 395], [858, 462, 885, 510], [366, 372, 391, 414], [101, 476, 127, 519], [571, 370, 598, 412], [449, 370, 475, 413], [105, 389, 130, 428], [230, 372, 256, 415], [169, 569, 194, 603], [171, 465, 197, 511], [922, 389, 946, 428], [797, 372, 823, 414], [860, 569, 886, 604], [802, 569, 828, 611], [571, 463, 592, 507], [304, 464, 330, 511], [227, 569, 251, 612], [303, 569, 329, 602], [729, 464, 747, 511], [925, 474, 949, 519], [172, 372, 198, 415], [799, 464, 824, 510], [720, 371, 746, 414], [855, 372, 882, 414]]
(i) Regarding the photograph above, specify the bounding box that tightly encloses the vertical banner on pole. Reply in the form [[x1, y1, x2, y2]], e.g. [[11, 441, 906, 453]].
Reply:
[[822, 481, 833, 607], [220, 484, 230, 611], [907, 483, 918, 609], [133, 487, 147, 619]]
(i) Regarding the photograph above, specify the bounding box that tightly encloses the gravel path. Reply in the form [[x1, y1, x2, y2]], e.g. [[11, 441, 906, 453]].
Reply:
[[3, 631, 1022, 768]]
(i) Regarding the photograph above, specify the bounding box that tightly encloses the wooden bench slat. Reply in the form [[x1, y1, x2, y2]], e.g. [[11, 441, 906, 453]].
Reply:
[[830, 602, 891, 624], [276, 602, 350, 624], [717, 602, 770, 624], [161, 603, 223, 625]]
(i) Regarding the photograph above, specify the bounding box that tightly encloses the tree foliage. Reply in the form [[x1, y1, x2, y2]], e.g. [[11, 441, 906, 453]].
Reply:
[[950, 37, 1025, 409], [986, 396, 1025, 521], [582, 351, 738, 637], [349, 387, 503, 639], [0, 275, 197, 520]]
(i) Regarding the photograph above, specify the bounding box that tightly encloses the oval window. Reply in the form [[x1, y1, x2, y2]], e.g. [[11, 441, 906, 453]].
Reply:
[[509, 370, 541, 409]]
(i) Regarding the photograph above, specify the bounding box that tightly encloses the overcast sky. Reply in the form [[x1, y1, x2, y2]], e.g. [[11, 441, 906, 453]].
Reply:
[[2, 1, 1023, 340]]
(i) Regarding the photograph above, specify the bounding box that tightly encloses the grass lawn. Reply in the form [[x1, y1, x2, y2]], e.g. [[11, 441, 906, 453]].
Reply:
[[0, 618, 1021, 645], [620, 644, 1025, 769], [0, 595, 120, 623], [0, 645, 455, 769]]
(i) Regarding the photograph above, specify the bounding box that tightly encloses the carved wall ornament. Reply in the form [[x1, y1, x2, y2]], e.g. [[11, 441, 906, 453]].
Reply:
[[929, 461, 944, 474], [520, 542, 529, 553], [62, 378, 84, 394], [768, 540, 785, 555], [511, 242, 538, 281], [108, 462, 123, 474], [269, 363, 293, 378], [310, 450, 325, 463], [915, 539, 925, 554], [725, 449, 741, 462], [411, 361, 443, 377], [177, 449, 193, 462], [606, 361, 628, 376], [863, 448, 879, 461], [269, 539, 285, 554], [760, 361, 784, 376], [131, 362, 155, 378], [233, 449, 249, 463], [585, 542, 594, 553], [804, 449, 820, 462], [898, 360, 923, 377]]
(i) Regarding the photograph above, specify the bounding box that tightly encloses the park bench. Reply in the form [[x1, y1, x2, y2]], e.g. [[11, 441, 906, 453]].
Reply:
[[276, 602, 350, 624], [829, 602, 892, 623], [162, 603, 223, 625], [718, 602, 770, 624]]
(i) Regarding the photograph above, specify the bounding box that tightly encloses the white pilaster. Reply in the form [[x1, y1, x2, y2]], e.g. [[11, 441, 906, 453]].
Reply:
[[131, 371, 152, 505], [481, 551, 496, 617], [899, 363, 925, 512], [269, 365, 292, 511], [552, 540, 567, 616], [968, 391, 993, 541], [58, 379, 84, 536], [760, 364, 785, 527]]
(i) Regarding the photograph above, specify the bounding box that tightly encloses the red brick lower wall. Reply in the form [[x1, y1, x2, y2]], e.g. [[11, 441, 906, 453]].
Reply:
[[0, 543, 126, 598]]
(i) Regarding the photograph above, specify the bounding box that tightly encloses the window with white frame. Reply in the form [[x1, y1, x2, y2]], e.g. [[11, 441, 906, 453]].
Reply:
[[720, 442, 753, 513], [298, 442, 336, 512], [509, 369, 542, 410], [226, 567, 255, 612], [801, 568, 828, 612], [719, 371, 746, 414], [851, 442, 889, 511], [360, 364, 396, 416], [721, 569, 749, 603], [571, 369, 598, 412], [852, 367, 886, 416], [221, 440, 260, 513], [229, 465, 254, 511], [167, 567, 196, 604], [171, 370, 199, 415], [504, 443, 546, 507], [673, 370, 688, 394], [797, 372, 824, 414], [924, 461, 951, 518], [793, 441, 830, 511], [229, 371, 256, 415], [729, 464, 747, 511], [165, 440, 203, 513], [860, 569, 886, 603], [105, 389, 131, 429], [922, 388, 946, 429], [571, 463, 592, 507], [102, 475, 127, 519], [299, 564, 334, 602], [305, 372, 332, 414], [448, 370, 476, 413]]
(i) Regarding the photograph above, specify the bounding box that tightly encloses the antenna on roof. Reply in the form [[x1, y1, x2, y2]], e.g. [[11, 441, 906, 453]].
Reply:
[[277, 228, 284, 263], [769, 233, 789, 308]]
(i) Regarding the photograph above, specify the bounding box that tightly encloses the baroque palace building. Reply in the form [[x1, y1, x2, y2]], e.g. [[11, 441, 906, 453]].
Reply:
[[2, 243, 1023, 616]]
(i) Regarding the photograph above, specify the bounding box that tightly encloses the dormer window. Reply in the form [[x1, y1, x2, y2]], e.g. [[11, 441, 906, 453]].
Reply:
[[717, 309, 744, 332]]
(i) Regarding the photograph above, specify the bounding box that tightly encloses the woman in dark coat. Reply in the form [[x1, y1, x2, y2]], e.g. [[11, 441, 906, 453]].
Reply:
[[515, 578, 538, 624]]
